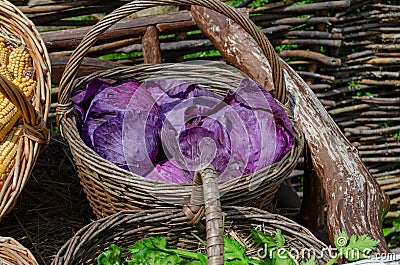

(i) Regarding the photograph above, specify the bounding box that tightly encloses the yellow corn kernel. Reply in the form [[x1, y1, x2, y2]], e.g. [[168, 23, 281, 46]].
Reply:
[[0, 68, 35, 142], [0, 40, 11, 67], [7, 46, 32, 80], [0, 65, 12, 81], [12, 76, 36, 100], [0, 99, 20, 142], [0, 125, 22, 187]]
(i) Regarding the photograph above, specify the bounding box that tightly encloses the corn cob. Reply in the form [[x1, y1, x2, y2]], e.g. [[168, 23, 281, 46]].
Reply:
[[0, 65, 12, 81], [7, 46, 32, 80], [0, 37, 11, 67], [0, 40, 36, 140], [13, 76, 36, 100], [0, 125, 22, 189], [0, 74, 36, 141], [0, 37, 12, 80], [0, 95, 20, 141], [0, 33, 35, 188]]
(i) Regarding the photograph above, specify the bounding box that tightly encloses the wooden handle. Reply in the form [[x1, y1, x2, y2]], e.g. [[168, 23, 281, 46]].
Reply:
[[57, 0, 286, 119], [185, 164, 224, 265], [0, 74, 48, 145]]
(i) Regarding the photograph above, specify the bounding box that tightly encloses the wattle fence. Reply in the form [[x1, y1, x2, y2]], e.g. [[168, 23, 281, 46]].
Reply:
[[10, 0, 400, 216]]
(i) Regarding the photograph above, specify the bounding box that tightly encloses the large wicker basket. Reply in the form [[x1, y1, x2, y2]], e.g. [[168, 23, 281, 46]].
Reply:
[[0, 237, 38, 265], [52, 165, 330, 265], [57, 0, 304, 218], [0, 0, 51, 221]]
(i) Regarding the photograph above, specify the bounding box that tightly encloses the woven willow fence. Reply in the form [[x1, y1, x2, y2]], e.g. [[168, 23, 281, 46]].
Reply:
[[9, 0, 399, 216]]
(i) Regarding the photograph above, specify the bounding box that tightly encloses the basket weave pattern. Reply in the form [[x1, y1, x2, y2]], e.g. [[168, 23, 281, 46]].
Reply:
[[0, 0, 51, 221], [0, 237, 38, 265], [60, 62, 303, 217], [56, 0, 304, 218], [52, 165, 330, 265]]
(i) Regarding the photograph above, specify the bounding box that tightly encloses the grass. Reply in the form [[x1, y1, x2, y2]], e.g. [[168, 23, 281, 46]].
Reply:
[[383, 217, 400, 248], [183, 50, 221, 59], [98, 52, 143, 61]]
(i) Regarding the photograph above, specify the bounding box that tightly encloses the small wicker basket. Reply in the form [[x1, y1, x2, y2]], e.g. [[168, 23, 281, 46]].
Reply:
[[0, 237, 38, 265], [52, 164, 330, 265], [0, 0, 51, 221], [57, 0, 304, 218]]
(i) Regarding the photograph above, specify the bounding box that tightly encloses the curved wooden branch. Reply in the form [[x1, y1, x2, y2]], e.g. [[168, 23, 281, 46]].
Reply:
[[190, 5, 390, 252]]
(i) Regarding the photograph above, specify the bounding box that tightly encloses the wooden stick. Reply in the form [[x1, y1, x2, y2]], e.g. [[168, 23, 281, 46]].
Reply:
[[16, 0, 112, 14], [40, 10, 194, 52], [252, 0, 350, 13], [142, 26, 162, 64], [190, 5, 390, 252], [278, 50, 341, 66], [296, 71, 335, 82], [272, 38, 342, 47]]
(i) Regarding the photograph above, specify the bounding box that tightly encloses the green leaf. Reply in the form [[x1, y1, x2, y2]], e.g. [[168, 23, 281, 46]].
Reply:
[[248, 257, 269, 265], [330, 231, 378, 263], [346, 234, 378, 251], [300, 256, 317, 265], [194, 253, 208, 265], [344, 234, 378, 261], [275, 229, 285, 248], [251, 229, 277, 247], [325, 258, 338, 265], [273, 256, 295, 265], [149, 237, 167, 250], [224, 237, 248, 262], [167, 247, 201, 260], [333, 230, 348, 250], [383, 227, 394, 237], [142, 238, 156, 249], [393, 218, 400, 232], [97, 244, 122, 265]]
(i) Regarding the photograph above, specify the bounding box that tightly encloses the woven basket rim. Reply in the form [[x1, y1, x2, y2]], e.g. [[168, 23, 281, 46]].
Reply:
[[0, 0, 51, 221], [0, 236, 38, 265], [51, 207, 331, 265], [59, 63, 303, 185], [57, 0, 287, 107], [55, 0, 303, 216], [57, 63, 304, 216]]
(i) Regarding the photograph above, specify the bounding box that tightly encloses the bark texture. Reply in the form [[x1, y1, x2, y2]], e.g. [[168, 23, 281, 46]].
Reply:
[[190, 5, 390, 252]]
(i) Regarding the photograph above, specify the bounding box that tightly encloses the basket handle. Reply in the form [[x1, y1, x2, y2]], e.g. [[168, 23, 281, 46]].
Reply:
[[57, 0, 286, 115], [0, 74, 49, 146], [183, 164, 224, 265]]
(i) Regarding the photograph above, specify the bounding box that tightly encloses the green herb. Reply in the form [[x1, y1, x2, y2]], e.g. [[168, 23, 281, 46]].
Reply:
[[300, 256, 317, 265], [326, 230, 378, 265], [127, 236, 207, 265], [251, 229, 297, 265], [384, 217, 400, 237], [97, 244, 122, 265], [384, 217, 400, 248], [98, 229, 378, 265], [224, 237, 264, 265], [183, 50, 221, 59], [348, 80, 360, 89]]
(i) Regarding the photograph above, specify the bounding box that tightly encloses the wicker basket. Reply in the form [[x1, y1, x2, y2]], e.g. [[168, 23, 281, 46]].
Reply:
[[0, 237, 38, 265], [52, 164, 330, 265], [57, 0, 304, 218], [0, 1, 51, 221]]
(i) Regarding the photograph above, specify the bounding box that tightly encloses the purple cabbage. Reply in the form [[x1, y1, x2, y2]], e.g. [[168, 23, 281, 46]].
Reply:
[[71, 78, 162, 176], [72, 76, 295, 184], [223, 78, 295, 168], [146, 159, 191, 183]]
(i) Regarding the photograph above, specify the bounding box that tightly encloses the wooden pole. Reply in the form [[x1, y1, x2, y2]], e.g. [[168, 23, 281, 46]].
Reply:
[[190, 5, 390, 252]]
